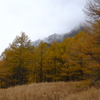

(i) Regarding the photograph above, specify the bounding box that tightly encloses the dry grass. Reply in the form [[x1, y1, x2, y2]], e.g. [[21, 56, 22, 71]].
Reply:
[[0, 82, 100, 100]]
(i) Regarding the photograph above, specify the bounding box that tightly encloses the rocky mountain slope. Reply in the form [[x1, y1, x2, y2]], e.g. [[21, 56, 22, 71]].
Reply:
[[31, 25, 85, 46]]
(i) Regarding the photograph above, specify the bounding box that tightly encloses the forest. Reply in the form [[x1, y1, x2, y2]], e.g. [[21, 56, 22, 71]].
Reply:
[[0, 0, 100, 88]]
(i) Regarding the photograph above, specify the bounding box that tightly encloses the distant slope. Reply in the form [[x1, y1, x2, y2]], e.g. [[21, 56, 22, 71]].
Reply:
[[31, 25, 85, 46]]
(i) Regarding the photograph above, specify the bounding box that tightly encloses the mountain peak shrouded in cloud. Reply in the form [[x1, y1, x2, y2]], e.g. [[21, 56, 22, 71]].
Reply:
[[31, 33, 64, 46], [0, 0, 88, 54], [31, 24, 86, 46]]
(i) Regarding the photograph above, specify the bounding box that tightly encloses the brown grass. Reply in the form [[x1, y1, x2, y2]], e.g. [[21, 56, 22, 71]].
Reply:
[[0, 82, 100, 100]]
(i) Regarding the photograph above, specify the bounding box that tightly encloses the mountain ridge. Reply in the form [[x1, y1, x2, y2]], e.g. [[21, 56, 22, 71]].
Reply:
[[31, 25, 85, 46]]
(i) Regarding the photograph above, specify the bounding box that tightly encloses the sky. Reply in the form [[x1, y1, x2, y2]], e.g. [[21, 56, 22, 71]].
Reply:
[[0, 0, 88, 55]]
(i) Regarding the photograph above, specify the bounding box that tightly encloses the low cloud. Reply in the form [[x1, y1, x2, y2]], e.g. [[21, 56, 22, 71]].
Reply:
[[0, 0, 87, 54]]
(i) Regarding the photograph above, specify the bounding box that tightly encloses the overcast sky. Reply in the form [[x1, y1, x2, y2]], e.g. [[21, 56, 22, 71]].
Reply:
[[0, 0, 88, 55]]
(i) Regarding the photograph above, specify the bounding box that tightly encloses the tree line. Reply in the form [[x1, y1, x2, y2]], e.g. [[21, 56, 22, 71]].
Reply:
[[0, 0, 100, 88]]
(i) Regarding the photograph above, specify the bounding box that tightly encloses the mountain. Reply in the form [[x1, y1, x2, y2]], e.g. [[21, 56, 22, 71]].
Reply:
[[31, 25, 85, 46]]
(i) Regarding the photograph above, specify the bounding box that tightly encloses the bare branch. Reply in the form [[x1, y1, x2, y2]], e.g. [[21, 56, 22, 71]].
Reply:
[[84, 0, 100, 22]]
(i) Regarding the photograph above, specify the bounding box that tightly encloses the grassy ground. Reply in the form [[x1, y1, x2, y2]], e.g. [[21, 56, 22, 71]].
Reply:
[[0, 82, 100, 100]]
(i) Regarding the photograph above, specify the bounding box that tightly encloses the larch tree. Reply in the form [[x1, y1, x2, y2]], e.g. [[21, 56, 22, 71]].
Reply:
[[31, 41, 49, 82], [45, 42, 62, 81], [1, 33, 34, 87], [85, 0, 100, 22], [84, 0, 100, 83]]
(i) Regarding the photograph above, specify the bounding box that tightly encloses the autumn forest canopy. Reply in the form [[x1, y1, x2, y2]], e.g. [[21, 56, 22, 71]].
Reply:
[[0, 0, 100, 88]]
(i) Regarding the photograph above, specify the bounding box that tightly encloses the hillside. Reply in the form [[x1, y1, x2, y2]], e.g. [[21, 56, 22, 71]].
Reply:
[[0, 82, 100, 100], [31, 25, 86, 46]]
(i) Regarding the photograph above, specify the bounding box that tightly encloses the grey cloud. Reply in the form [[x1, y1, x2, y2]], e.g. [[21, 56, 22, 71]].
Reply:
[[0, 0, 88, 54]]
